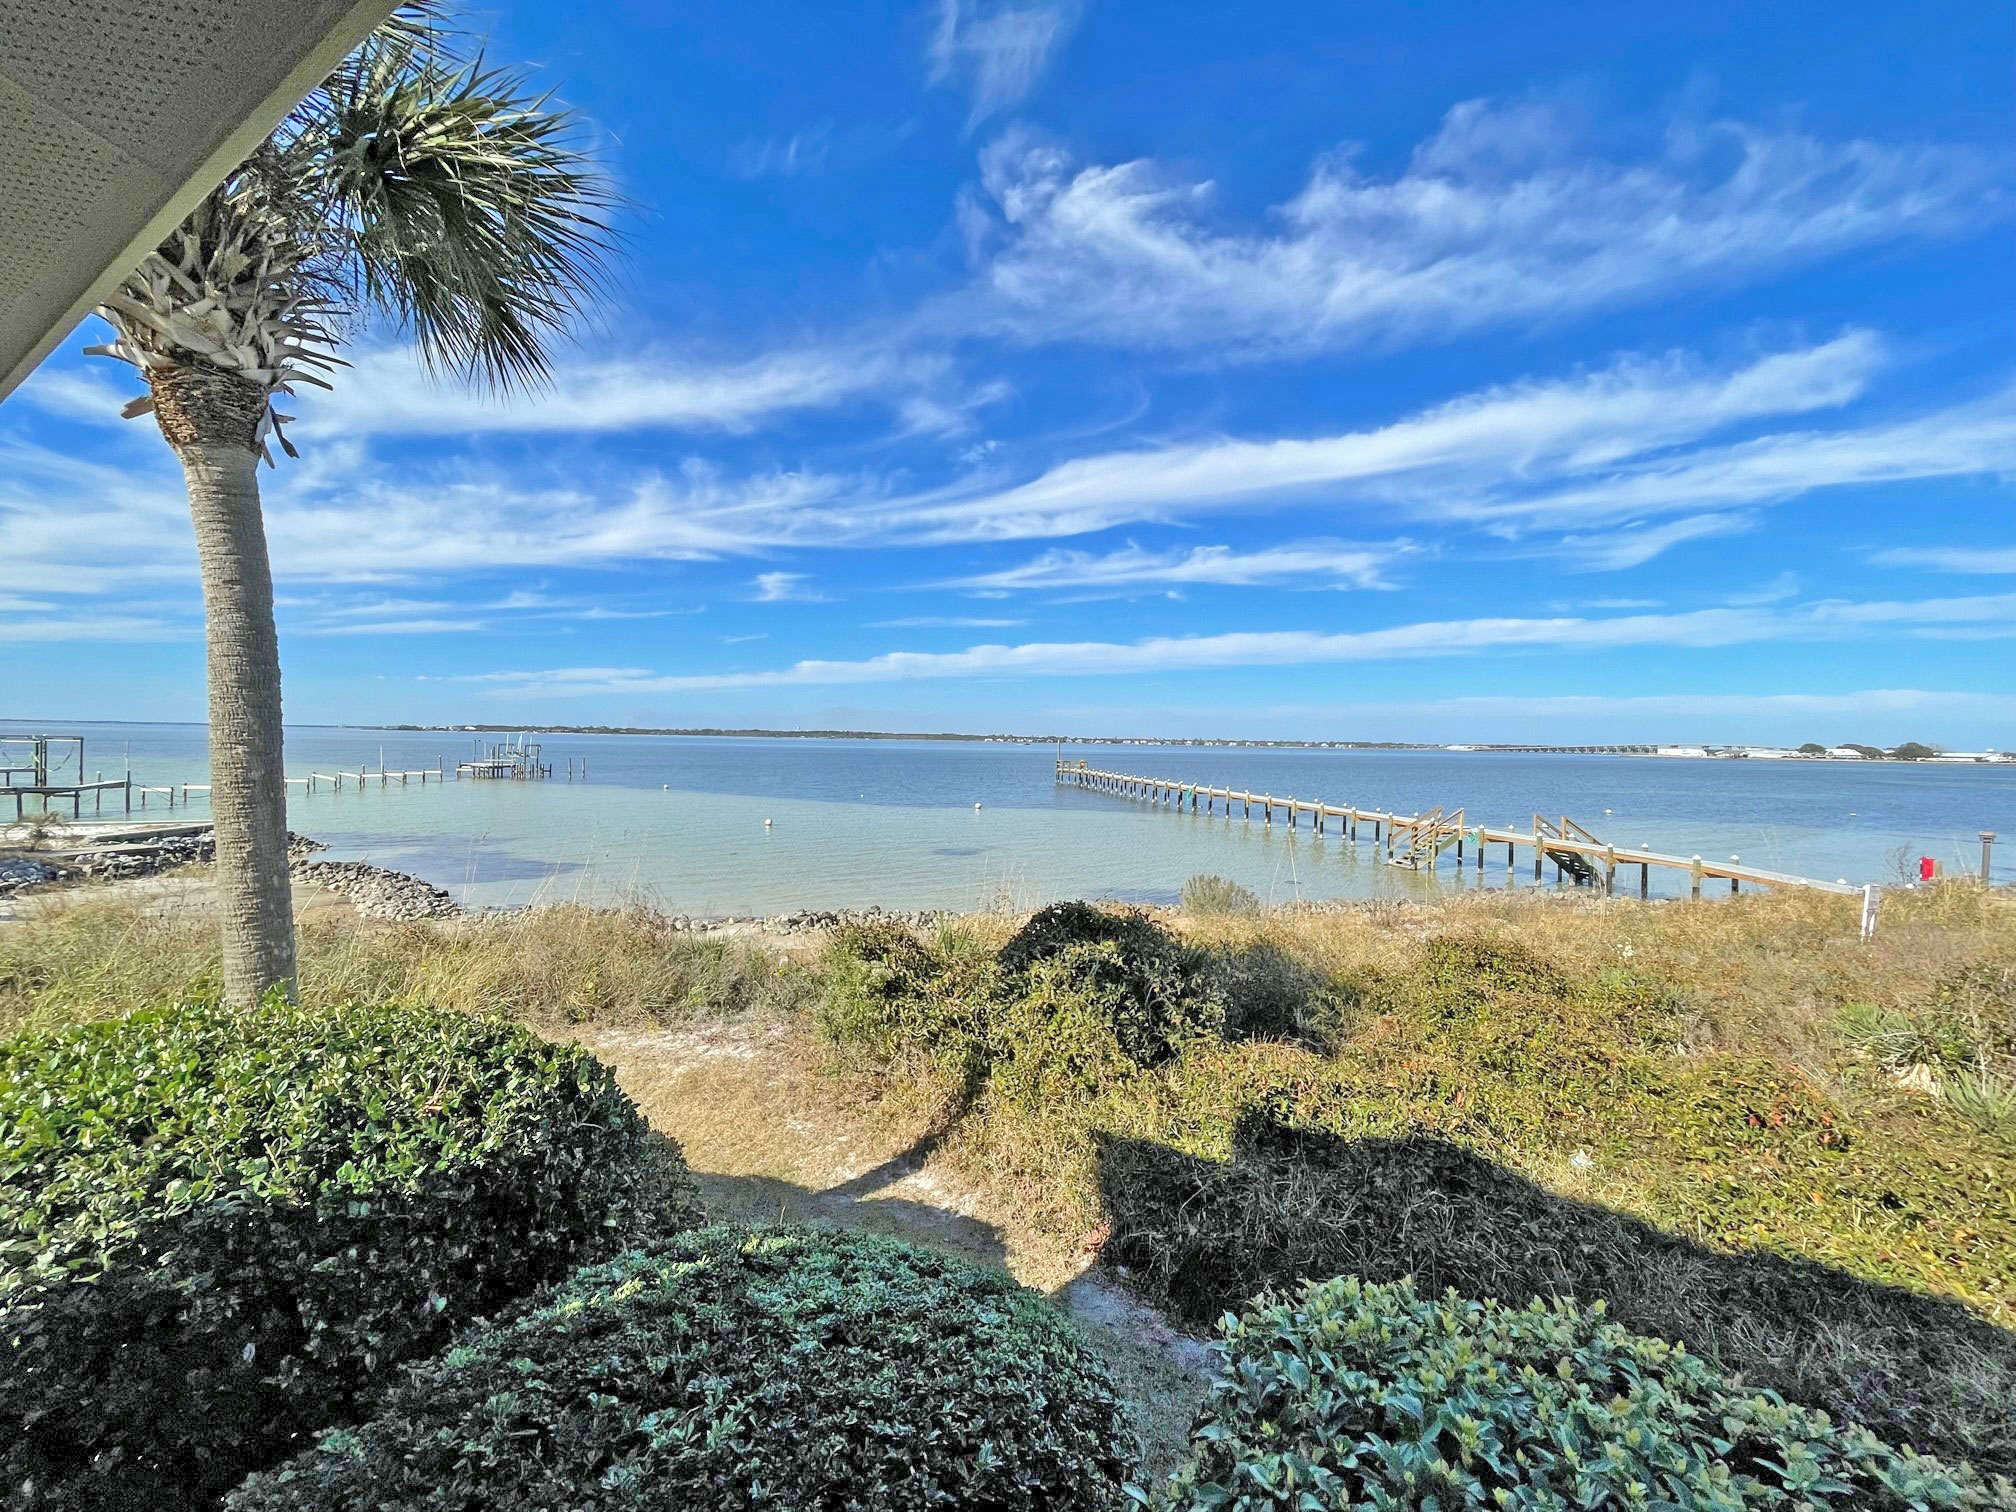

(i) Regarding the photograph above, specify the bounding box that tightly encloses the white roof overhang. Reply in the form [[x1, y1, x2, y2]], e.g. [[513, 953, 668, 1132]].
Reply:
[[0, 0, 398, 401]]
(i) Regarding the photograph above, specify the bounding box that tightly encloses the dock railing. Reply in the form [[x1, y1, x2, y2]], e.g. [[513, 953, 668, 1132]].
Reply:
[[1056, 761, 1862, 898]]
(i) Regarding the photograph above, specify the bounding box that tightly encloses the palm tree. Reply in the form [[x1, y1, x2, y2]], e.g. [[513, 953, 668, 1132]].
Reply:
[[87, 11, 614, 1006]]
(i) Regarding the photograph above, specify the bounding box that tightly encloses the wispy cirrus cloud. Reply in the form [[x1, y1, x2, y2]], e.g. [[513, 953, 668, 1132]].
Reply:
[[957, 102, 2005, 357], [927, 0, 1080, 128], [464, 590, 2016, 696], [751, 571, 825, 602], [23, 342, 992, 441], [940, 540, 1412, 592], [1869, 544, 2016, 574], [870, 615, 1028, 628], [7, 338, 2008, 602], [1550, 512, 1758, 571], [899, 335, 1890, 541], [728, 124, 834, 178]]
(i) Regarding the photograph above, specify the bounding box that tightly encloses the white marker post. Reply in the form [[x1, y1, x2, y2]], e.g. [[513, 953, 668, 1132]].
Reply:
[[1859, 884, 1879, 942]]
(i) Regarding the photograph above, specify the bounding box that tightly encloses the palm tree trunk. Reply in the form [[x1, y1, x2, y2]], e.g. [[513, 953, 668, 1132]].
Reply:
[[152, 363, 298, 1006]]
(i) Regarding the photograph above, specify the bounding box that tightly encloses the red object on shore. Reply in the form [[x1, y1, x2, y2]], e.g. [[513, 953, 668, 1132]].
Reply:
[[1919, 855, 1936, 882]]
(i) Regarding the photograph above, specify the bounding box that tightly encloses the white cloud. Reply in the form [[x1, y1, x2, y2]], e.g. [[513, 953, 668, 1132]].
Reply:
[[751, 571, 823, 602], [0, 615, 187, 642], [942, 540, 1411, 591], [870, 615, 1028, 627], [1551, 512, 1756, 571], [959, 103, 2003, 356], [928, 0, 1080, 127], [729, 124, 833, 178], [1723, 571, 1803, 607], [301, 617, 489, 636], [900, 336, 1887, 540], [10, 337, 2010, 599], [465, 590, 2016, 695], [1870, 544, 2016, 573], [288, 345, 971, 440], [1479, 383, 2016, 527]]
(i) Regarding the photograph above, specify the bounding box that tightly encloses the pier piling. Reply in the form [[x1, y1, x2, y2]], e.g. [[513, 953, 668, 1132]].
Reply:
[[1056, 760, 1867, 899]]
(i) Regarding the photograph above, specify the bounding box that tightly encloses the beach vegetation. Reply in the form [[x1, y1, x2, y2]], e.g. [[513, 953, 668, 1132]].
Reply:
[[7, 882, 2015, 1487], [818, 886, 2016, 1478], [0, 899, 815, 1035], [1150, 1276, 2004, 1509], [0, 996, 679, 1512], [1179, 873, 1260, 915], [227, 1226, 1136, 1512]]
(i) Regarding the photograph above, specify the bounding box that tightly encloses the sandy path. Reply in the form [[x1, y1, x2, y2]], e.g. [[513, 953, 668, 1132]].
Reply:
[[576, 1014, 1214, 1482]]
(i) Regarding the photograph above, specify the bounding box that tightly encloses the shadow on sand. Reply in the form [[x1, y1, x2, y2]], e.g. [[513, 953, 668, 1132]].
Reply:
[[1094, 1111, 2016, 1477]]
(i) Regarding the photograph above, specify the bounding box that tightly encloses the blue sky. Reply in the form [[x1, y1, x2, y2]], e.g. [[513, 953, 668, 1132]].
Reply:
[[4, 0, 2013, 744]]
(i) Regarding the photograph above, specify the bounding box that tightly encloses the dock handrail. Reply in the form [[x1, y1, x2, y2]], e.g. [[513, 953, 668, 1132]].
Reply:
[[1057, 761, 1860, 896]]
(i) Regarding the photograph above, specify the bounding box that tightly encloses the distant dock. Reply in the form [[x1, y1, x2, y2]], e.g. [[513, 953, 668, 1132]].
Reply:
[[5, 731, 576, 820], [1056, 760, 1878, 898]]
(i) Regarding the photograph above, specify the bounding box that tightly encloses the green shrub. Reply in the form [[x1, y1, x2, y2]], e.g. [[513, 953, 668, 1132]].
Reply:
[[992, 944, 1158, 1103], [229, 1226, 1137, 1511], [998, 903, 1227, 1063], [1152, 1275, 2007, 1510], [817, 918, 991, 1076], [1179, 874, 1259, 916], [0, 997, 678, 1512]]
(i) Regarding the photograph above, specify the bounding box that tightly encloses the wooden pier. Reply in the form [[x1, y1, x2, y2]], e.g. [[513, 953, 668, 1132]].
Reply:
[[1056, 760, 1861, 898], [3, 734, 130, 820], [456, 736, 553, 781]]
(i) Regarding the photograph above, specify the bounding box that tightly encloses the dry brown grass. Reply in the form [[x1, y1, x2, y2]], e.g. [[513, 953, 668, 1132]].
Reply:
[[1181, 883, 2016, 1068], [0, 894, 814, 1035]]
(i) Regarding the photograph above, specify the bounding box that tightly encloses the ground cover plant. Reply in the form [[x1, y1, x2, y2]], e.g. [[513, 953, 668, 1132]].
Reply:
[[0, 996, 685, 1512], [816, 888, 2016, 1478], [228, 1225, 1137, 1511], [1150, 1275, 2007, 1509]]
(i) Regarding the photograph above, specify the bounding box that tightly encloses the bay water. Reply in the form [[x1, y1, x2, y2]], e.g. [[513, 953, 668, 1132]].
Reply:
[[11, 722, 2013, 912]]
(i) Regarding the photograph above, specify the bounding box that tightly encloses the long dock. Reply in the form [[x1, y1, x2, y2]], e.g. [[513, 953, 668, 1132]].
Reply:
[[9, 729, 580, 820], [1056, 760, 1861, 898]]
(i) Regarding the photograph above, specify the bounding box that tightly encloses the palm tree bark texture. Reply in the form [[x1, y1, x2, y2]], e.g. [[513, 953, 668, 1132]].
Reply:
[[152, 362, 298, 1000]]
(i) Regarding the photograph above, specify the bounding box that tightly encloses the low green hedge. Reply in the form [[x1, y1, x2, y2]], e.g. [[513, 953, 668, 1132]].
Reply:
[[1151, 1275, 2008, 1510], [0, 997, 679, 1512], [229, 1226, 1137, 1511]]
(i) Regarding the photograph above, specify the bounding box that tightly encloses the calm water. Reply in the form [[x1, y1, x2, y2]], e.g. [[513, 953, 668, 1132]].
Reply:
[[10, 723, 2014, 912]]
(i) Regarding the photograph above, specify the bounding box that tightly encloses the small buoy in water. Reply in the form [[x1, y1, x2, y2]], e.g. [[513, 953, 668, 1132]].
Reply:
[[764, 818, 774, 828], [1730, 854, 1740, 862], [1603, 808, 1612, 815], [974, 801, 983, 810], [662, 784, 669, 790]]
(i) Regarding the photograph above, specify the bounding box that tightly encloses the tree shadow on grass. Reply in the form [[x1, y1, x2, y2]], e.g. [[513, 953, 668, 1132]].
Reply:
[[1095, 1112, 2016, 1479]]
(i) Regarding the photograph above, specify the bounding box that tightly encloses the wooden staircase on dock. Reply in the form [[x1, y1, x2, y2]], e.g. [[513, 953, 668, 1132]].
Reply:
[[1388, 806, 1467, 870], [1534, 814, 1604, 884]]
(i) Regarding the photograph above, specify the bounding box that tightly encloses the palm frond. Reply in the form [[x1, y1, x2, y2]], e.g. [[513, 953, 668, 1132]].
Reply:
[[307, 34, 618, 391], [93, 5, 618, 444]]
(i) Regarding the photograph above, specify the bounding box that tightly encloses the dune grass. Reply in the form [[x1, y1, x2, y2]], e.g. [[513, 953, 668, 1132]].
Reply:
[[5, 880, 2013, 1477], [0, 896, 815, 1035]]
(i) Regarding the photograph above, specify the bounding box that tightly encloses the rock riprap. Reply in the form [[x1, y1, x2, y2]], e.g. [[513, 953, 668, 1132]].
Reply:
[[292, 860, 461, 920]]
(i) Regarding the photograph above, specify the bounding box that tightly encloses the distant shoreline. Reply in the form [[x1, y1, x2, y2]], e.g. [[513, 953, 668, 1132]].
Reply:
[[9, 720, 2009, 764], [375, 724, 2012, 764]]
